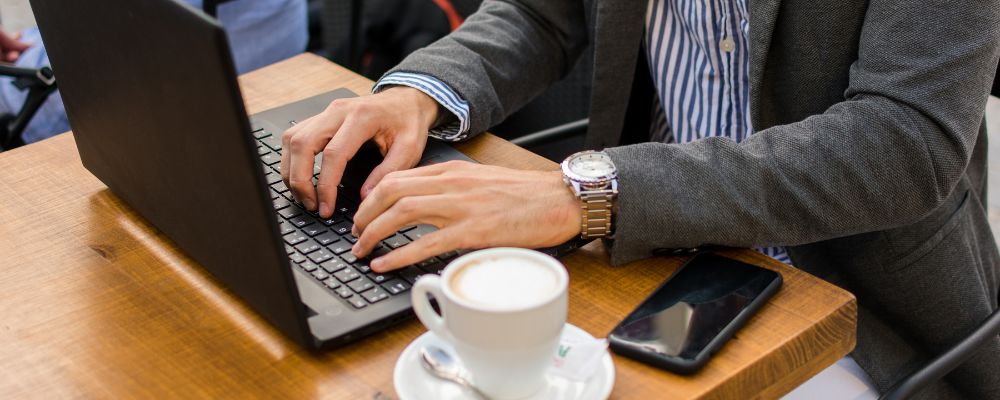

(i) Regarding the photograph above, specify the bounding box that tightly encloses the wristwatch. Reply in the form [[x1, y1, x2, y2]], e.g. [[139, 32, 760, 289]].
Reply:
[[561, 150, 618, 239]]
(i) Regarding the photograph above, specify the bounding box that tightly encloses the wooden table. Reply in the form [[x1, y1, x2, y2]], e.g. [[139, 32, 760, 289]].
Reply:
[[0, 54, 856, 399]]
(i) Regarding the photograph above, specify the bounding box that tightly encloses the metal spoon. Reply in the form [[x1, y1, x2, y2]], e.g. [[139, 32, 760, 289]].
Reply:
[[419, 345, 490, 400]]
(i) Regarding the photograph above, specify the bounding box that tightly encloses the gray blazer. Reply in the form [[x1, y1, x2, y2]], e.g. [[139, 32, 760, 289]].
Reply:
[[384, 0, 1000, 397]]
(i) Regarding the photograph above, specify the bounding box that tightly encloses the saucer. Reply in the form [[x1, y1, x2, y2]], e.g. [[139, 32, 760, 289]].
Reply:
[[393, 323, 615, 400]]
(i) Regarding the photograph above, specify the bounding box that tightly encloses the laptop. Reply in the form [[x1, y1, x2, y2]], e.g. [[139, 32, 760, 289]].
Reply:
[[30, 0, 584, 349]]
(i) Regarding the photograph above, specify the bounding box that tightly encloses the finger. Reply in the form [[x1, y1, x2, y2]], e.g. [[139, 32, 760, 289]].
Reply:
[[0, 32, 29, 51], [279, 125, 300, 186], [360, 136, 424, 198], [370, 227, 466, 272], [353, 193, 449, 257], [285, 124, 324, 210], [316, 118, 370, 218], [352, 176, 442, 237], [370, 158, 464, 181]]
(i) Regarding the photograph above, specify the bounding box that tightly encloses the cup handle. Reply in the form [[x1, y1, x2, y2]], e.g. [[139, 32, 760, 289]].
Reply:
[[411, 275, 453, 341]]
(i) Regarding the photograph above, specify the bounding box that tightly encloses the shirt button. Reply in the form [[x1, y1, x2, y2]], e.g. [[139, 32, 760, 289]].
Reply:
[[720, 38, 735, 52]]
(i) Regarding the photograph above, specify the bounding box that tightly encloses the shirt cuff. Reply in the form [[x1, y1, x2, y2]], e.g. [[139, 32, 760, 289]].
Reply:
[[373, 72, 471, 141]]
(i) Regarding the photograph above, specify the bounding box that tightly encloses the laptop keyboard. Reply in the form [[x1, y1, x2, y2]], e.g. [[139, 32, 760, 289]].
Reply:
[[253, 128, 458, 309]]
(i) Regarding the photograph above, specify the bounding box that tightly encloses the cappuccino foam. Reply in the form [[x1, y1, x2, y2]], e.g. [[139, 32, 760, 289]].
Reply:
[[449, 255, 560, 309]]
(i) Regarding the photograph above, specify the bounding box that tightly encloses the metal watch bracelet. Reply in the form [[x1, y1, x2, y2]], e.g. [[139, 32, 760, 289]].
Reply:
[[580, 191, 614, 239]]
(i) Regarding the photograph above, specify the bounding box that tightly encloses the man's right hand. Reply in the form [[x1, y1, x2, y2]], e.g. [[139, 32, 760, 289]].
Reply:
[[280, 87, 440, 218]]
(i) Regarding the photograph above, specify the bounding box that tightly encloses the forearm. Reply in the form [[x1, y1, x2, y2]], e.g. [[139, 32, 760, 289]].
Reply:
[[383, 0, 588, 137]]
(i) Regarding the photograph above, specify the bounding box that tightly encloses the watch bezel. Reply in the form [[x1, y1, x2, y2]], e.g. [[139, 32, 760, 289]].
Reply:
[[561, 150, 617, 184]]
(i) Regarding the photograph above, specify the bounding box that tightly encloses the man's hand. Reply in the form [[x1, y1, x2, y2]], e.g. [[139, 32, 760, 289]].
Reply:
[[280, 87, 439, 218], [0, 29, 29, 62], [350, 161, 582, 272]]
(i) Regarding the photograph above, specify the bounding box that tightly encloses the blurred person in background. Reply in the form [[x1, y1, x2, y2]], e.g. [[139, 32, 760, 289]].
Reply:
[[0, 0, 307, 146]]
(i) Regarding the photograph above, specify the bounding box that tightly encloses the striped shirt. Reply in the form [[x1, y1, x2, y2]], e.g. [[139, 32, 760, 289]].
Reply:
[[374, 0, 791, 264]]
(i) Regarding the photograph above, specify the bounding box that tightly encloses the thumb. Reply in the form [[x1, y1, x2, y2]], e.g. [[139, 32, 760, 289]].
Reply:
[[361, 138, 423, 198]]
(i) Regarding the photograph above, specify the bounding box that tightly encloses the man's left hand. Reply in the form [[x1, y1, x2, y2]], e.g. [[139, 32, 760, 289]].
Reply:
[[350, 160, 581, 272]]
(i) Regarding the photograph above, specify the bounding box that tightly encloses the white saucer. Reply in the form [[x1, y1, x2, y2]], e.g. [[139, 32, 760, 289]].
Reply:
[[393, 323, 615, 400]]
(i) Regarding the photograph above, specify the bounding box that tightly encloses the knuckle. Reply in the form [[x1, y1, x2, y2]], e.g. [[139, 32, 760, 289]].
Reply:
[[328, 98, 349, 109], [395, 197, 418, 216]]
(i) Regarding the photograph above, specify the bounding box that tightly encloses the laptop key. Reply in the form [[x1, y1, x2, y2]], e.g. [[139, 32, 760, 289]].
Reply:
[[265, 172, 283, 185], [258, 146, 271, 156], [361, 287, 389, 304], [353, 259, 371, 274], [334, 267, 360, 283], [320, 259, 349, 273], [295, 239, 321, 254], [302, 224, 326, 237], [273, 197, 291, 210], [331, 221, 352, 235], [382, 279, 411, 295], [322, 278, 340, 289], [340, 252, 358, 264], [311, 269, 330, 281], [308, 249, 334, 264], [283, 231, 308, 246], [260, 135, 282, 151], [404, 224, 436, 241], [384, 234, 410, 249], [299, 261, 318, 272], [315, 232, 340, 246], [348, 277, 375, 293], [419, 261, 446, 275], [271, 181, 290, 193], [347, 295, 368, 309], [399, 266, 429, 284], [288, 215, 313, 228], [335, 286, 353, 298], [260, 152, 281, 165], [278, 207, 301, 219], [343, 234, 358, 244], [400, 225, 418, 232], [367, 272, 391, 284], [289, 253, 307, 264], [252, 128, 269, 139], [319, 216, 341, 226], [277, 220, 295, 235], [328, 241, 351, 255]]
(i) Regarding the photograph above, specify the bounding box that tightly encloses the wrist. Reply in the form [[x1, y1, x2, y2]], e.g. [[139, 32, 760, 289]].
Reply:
[[381, 86, 440, 132], [546, 170, 585, 242]]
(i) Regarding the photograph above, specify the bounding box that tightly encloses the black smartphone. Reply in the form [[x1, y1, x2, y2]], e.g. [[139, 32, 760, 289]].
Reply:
[[608, 253, 782, 374]]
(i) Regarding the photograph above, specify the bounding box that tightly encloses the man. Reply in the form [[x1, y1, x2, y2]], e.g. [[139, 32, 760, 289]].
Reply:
[[0, 0, 306, 146], [281, 0, 1000, 397]]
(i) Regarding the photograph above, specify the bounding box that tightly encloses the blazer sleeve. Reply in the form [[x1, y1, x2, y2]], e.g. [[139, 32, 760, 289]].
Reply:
[[603, 0, 1000, 265], [380, 0, 589, 138]]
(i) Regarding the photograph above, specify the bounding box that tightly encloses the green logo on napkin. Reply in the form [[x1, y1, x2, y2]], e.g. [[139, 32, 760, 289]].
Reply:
[[558, 345, 571, 358]]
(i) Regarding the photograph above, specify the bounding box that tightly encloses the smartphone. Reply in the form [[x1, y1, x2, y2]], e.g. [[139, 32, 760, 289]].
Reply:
[[608, 252, 782, 374]]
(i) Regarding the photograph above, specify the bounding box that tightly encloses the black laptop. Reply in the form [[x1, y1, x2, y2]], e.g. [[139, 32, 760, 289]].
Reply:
[[30, 0, 584, 349]]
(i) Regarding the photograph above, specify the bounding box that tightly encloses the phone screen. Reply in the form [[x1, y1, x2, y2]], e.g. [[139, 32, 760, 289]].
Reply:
[[609, 253, 781, 367]]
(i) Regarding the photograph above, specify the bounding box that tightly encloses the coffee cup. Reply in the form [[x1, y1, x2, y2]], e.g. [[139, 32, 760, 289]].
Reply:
[[411, 248, 569, 399]]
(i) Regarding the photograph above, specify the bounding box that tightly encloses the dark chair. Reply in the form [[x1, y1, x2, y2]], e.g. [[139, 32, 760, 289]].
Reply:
[[0, 64, 57, 151], [879, 306, 1000, 399]]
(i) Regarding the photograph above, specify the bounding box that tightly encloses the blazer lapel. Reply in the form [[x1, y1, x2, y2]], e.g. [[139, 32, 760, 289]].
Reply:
[[585, 0, 647, 149], [747, 0, 781, 130]]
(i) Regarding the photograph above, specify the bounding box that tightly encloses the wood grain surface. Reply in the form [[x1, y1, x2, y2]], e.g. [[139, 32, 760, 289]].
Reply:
[[0, 53, 856, 399]]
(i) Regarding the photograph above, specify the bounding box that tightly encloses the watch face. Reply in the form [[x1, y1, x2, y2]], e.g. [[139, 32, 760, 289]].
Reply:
[[566, 151, 616, 181]]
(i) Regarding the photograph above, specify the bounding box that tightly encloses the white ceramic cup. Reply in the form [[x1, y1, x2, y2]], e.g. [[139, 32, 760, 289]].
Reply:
[[411, 248, 569, 399]]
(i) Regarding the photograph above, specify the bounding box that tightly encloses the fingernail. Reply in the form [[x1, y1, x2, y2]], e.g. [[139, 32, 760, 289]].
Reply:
[[319, 203, 330, 217], [303, 198, 315, 210], [371, 258, 385, 271], [351, 226, 359, 236], [352, 244, 361, 254]]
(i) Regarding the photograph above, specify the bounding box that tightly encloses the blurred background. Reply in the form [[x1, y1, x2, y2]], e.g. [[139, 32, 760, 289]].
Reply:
[[0, 0, 998, 242]]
